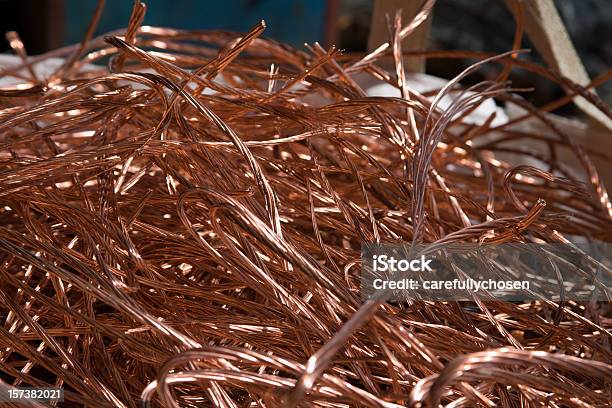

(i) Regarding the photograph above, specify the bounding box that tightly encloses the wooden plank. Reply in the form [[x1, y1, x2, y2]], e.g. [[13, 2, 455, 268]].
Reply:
[[368, 0, 431, 73], [323, 0, 341, 48], [509, 0, 612, 132]]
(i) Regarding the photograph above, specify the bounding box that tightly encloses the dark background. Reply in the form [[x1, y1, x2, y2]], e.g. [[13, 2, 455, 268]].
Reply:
[[1, 0, 610, 105]]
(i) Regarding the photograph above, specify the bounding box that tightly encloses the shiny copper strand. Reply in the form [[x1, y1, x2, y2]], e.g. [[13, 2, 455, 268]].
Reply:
[[0, 1, 611, 407]]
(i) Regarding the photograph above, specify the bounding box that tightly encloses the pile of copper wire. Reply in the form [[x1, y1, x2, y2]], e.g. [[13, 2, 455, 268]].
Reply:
[[0, 1, 611, 407]]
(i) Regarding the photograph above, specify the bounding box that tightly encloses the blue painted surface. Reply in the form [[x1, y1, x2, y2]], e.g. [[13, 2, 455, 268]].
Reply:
[[64, 0, 326, 48]]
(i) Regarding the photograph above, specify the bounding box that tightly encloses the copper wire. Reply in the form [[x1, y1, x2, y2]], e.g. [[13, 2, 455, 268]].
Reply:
[[0, 1, 610, 407]]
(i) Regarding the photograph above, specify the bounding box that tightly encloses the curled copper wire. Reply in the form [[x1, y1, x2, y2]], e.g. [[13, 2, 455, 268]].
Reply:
[[0, 1, 610, 407]]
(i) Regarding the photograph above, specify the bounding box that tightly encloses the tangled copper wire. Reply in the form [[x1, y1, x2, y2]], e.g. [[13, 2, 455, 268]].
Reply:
[[0, 1, 611, 407]]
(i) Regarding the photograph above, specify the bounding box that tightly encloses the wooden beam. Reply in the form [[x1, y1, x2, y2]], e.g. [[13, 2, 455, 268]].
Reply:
[[509, 0, 612, 132], [368, 0, 431, 73]]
